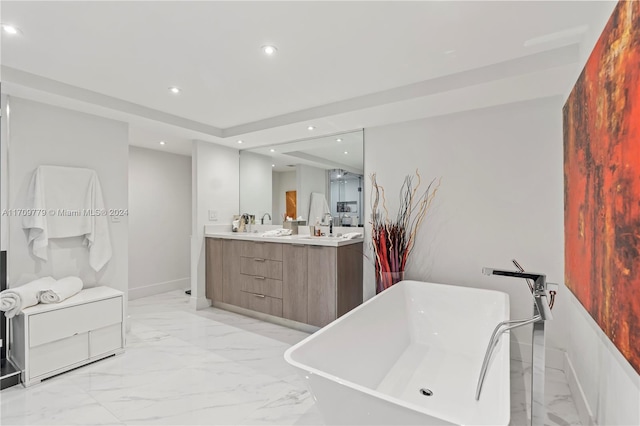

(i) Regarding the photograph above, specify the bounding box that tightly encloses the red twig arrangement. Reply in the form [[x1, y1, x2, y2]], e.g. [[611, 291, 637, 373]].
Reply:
[[370, 170, 440, 293]]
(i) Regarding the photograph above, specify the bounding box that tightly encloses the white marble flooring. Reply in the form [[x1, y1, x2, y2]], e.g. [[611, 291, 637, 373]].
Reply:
[[1, 290, 581, 425]]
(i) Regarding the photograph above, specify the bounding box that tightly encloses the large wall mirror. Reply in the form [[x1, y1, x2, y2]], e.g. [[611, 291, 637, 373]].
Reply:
[[239, 130, 364, 227]]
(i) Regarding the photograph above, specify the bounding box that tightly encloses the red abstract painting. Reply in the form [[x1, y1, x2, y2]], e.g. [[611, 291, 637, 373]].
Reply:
[[564, 0, 640, 374]]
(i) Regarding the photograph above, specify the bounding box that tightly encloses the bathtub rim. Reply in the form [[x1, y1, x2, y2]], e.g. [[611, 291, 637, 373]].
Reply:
[[284, 279, 511, 425]]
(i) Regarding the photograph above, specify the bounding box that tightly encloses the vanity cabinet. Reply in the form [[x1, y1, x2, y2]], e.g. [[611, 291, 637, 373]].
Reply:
[[282, 244, 308, 323], [9, 286, 125, 387], [206, 237, 363, 328]]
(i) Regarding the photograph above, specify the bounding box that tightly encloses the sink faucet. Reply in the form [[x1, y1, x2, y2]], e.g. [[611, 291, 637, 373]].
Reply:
[[322, 213, 333, 236], [261, 212, 271, 224], [477, 262, 555, 426]]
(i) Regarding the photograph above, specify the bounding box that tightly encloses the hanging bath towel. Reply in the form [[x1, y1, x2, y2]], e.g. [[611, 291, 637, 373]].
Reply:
[[22, 165, 112, 271], [308, 192, 330, 225]]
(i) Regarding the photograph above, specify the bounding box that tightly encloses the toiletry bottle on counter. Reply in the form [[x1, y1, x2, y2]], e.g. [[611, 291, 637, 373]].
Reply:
[[315, 218, 321, 236]]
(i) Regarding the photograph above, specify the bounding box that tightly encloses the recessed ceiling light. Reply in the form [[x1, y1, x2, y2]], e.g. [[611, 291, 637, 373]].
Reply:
[[159, 141, 166, 145], [2, 24, 20, 35], [262, 45, 277, 55], [344, 151, 348, 154], [270, 149, 276, 152], [237, 140, 243, 144], [336, 138, 342, 142], [272, 164, 275, 167], [307, 126, 315, 131], [168, 86, 181, 94]]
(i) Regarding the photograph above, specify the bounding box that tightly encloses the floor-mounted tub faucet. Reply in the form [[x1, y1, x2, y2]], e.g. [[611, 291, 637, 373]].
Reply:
[[476, 264, 554, 426]]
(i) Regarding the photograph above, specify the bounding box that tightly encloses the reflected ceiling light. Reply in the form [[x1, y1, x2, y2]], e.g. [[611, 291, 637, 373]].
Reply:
[[336, 138, 342, 142], [2, 24, 20, 35], [159, 141, 166, 145], [168, 86, 181, 94], [270, 149, 275, 152], [237, 140, 243, 144], [337, 174, 342, 178], [307, 126, 315, 131], [262, 45, 277, 55]]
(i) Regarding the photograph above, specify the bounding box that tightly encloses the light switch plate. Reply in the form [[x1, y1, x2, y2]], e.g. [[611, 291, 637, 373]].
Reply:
[[209, 210, 218, 221]]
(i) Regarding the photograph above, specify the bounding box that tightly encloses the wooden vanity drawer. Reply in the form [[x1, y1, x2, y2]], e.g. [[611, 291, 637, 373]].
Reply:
[[239, 291, 283, 317], [240, 241, 283, 261], [240, 257, 283, 280], [239, 274, 283, 299], [29, 297, 123, 347]]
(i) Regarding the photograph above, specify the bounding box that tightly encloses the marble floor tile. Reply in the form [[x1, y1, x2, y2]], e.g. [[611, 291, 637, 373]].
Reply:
[[1, 289, 583, 426]]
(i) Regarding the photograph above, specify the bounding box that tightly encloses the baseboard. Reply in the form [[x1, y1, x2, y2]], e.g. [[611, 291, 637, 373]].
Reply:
[[510, 339, 564, 370], [212, 301, 320, 334], [564, 352, 595, 426], [128, 278, 189, 300], [190, 295, 211, 310]]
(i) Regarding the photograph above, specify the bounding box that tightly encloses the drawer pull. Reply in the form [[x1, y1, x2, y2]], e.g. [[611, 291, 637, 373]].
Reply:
[[291, 244, 306, 247], [255, 276, 266, 280], [253, 294, 266, 298], [254, 241, 266, 245], [254, 258, 266, 262]]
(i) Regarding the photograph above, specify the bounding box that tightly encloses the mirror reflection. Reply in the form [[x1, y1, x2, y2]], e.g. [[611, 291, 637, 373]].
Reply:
[[239, 130, 364, 227]]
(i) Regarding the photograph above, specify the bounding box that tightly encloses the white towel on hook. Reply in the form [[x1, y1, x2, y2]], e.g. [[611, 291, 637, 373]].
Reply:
[[38, 276, 84, 304], [0, 277, 56, 318], [308, 192, 330, 225], [22, 165, 112, 271]]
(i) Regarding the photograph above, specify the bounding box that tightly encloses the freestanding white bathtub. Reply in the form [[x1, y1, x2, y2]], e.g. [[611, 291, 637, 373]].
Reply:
[[284, 280, 510, 425]]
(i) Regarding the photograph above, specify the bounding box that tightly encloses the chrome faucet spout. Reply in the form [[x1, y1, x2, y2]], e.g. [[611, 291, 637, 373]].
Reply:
[[261, 212, 272, 224], [480, 262, 555, 426]]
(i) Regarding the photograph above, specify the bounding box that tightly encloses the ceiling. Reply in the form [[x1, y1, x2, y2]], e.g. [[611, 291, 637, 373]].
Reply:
[[245, 129, 363, 173], [0, 1, 615, 155]]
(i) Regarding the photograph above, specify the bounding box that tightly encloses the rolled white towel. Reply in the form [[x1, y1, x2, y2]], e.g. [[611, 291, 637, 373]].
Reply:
[[0, 277, 56, 318], [38, 276, 84, 304]]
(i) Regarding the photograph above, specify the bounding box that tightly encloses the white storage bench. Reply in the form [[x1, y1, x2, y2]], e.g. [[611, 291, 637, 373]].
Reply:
[[9, 286, 125, 386]]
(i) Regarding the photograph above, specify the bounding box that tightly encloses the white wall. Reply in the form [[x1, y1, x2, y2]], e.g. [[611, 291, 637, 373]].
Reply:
[[239, 151, 272, 222], [365, 97, 567, 362], [272, 170, 296, 225], [296, 164, 327, 223], [7, 97, 128, 298], [559, 2, 640, 424], [191, 140, 239, 309], [1, 95, 8, 251], [129, 146, 191, 299]]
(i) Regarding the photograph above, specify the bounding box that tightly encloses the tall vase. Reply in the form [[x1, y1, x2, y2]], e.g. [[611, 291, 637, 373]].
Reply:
[[376, 270, 405, 294]]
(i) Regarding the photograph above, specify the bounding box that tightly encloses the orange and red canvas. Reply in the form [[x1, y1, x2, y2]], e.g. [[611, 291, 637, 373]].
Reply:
[[563, 0, 640, 374]]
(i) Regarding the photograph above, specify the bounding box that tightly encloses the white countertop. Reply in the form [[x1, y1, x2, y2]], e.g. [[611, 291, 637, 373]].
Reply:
[[205, 231, 363, 247]]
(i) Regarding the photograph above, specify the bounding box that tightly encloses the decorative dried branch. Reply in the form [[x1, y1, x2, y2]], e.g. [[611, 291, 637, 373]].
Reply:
[[370, 171, 440, 292]]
